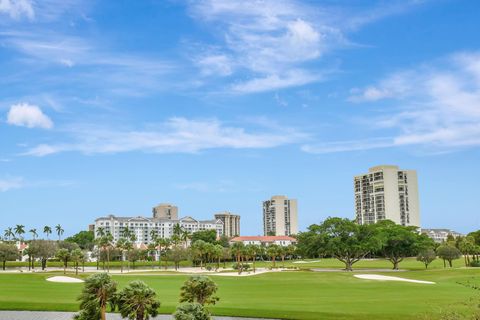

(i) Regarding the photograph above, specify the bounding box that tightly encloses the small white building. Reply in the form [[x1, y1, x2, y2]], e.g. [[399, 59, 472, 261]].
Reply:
[[421, 228, 463, 243], [230, 236, 296, 247]]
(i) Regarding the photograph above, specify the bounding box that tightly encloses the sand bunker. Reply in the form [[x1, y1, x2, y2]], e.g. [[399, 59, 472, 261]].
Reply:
[[46, 276, 84, 283], [293, 260, 321, 264], [354, 274, 435, 284]]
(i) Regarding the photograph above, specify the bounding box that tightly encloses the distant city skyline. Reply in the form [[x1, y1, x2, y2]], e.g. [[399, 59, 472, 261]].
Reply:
[[1, 1, 480, 236]]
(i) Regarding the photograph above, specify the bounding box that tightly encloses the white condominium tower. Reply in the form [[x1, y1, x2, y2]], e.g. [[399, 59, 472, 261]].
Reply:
[[263, 195, 298, 236], [214, 211, 241, 237], [354, 165, 420, 227]]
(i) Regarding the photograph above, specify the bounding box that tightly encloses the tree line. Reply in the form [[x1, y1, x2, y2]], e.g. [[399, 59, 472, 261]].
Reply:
[[296, 217, 480, 270]]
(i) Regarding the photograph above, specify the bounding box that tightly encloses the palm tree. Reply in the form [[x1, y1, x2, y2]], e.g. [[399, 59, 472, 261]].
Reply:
[[191, 240, 207, 269], [71, 248, 84, 275], [55, 224, 64, 241], [56, 248, 71, 274], [74, 273, 117, 320], [212, 244, 223, 271], [116, 281, 161, 320], [97, 232, 113, 272], [181, 230, 190, 248], [14, 225, 25, 241], [246, 244, 261, 273], [266, 244, 280, 268], [4, 228, 14, 241], [29, 228, 38, 240], [116, 238, 128, 273], [231, 242, 245, 274], [43, 226, 52, 239]]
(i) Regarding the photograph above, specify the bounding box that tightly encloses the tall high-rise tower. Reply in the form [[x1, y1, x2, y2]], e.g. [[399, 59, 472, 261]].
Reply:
[[214, 211, 241, 237], [152, 203, 178, 220], [354, 165, 420, 227], [263, 195, 298, 236]]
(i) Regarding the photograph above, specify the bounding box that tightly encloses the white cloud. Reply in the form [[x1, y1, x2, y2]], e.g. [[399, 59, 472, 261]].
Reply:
[[305, 51, 480, 154], [7, 103, 53, 129], [0, 177, 23, 192], [188, 0, 425, 93], [0, 31, 175, 96], [23, 117, 307, 156], [0, 0, 34, 20], [231, 70, 320, 93]]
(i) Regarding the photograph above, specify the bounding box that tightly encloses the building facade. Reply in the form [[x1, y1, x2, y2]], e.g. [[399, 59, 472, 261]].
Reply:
[[94, 214, 223, 246], [152, 203, 178, 220], [230, 236, 296, 247], [214, 211, 241, 237], [421, 229, 463, 243], [263, 195, 298, 236], [354, 165, 420, 227]]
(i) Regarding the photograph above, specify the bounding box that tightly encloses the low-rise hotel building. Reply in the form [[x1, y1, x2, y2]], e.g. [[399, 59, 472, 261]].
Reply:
[[230, 236, 296, 247], [94, 205, 224, 245]]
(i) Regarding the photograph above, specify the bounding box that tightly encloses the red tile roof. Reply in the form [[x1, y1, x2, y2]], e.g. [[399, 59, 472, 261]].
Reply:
[[231, 236, 296, 242]]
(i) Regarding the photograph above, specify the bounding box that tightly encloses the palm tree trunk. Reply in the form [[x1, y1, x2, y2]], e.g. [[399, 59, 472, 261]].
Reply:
[[101, 305, 106, 320]]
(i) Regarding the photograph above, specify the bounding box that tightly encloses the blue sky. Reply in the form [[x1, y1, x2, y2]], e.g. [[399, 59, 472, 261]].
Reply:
[[1, 0, 480, 237]]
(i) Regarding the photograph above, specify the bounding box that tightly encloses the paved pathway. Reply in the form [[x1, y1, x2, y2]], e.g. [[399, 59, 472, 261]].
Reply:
[[0, 311, 275, 320]]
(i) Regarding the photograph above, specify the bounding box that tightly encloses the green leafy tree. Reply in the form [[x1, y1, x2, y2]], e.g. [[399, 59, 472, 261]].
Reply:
[[28, 240, 57, 270], [173, 303, 211, 320], [0, 243, 18, 270], [116, 281, 161, 320], [437, 245, 462, 268], [245, 244, 261, 273], [416, 249, 437, 269], [168, 246, 187, 270], [303, 217, 382, 271], [179, 276, 219, 306], [65, 231, 95, 250], [56, 248, 71, 274], [191, 230, 217, 244], [216, 235, 230, 248], [74, 273, 117, 320], [377, 220, 433, 270]]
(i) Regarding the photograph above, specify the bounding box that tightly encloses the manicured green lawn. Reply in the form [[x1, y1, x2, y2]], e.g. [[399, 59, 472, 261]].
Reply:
[[0, 267, 479, 319]]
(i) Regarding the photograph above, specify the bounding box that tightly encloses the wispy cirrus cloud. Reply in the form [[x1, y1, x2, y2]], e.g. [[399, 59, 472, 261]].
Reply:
[[0, 177, 23, 192], [304, 51, 480, 154], [23, 117, 308, 156], [187, 0, 426, 94]]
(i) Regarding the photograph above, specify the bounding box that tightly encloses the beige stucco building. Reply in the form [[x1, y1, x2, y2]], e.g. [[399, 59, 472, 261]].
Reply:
[[354, 165, 420, 227], [214, 211, 240, 237], [263, 195, 298, 236], [152, 203, 178, 220]]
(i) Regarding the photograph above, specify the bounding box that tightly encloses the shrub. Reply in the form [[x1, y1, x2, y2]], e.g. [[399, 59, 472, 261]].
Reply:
[[205, 265, 213, 271], [231, 263, 250, 271], [173, 302, 210, 320], [470, 261, 480, 267]]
